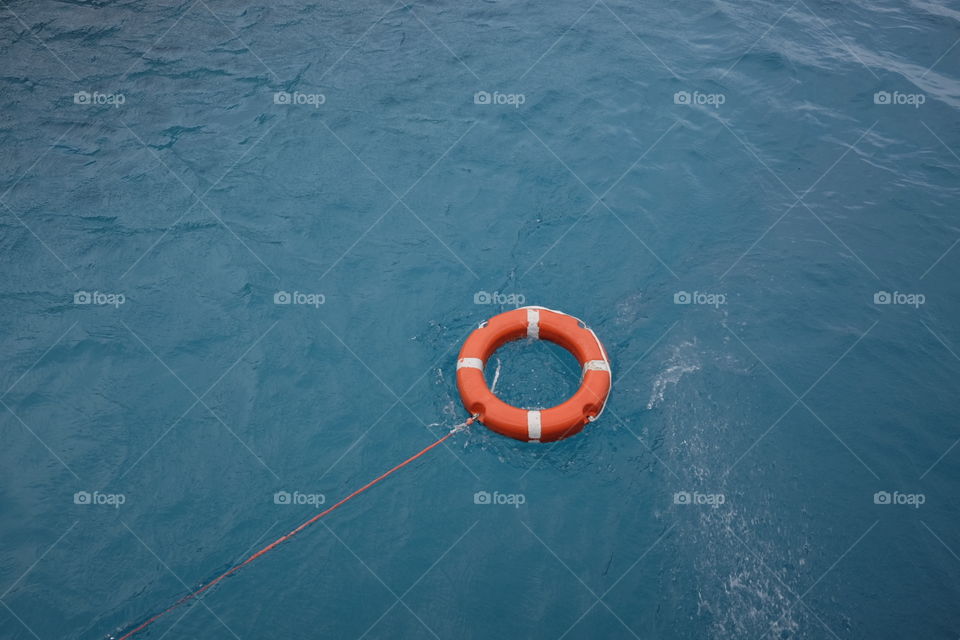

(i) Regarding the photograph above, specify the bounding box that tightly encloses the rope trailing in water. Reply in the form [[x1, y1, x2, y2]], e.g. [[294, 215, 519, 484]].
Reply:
[[116, 417, 476, 640]]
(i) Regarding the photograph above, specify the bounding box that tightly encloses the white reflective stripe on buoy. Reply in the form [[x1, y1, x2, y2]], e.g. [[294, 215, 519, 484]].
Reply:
[[527, 308, 540, 339], [583, 360, 610, 373], [457, 358, 484, 370], [527, 410, 542, 441]]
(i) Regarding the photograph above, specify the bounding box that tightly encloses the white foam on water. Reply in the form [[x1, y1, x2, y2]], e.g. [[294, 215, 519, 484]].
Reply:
[[653, 342, 805, 638], [698, 510, 802, 639], [647, 341, 701, 409], [490, 357, 502, 394]]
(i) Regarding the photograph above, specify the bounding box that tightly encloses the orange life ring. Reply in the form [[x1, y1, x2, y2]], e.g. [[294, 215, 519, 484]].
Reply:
[[456, 307, 611, 442]]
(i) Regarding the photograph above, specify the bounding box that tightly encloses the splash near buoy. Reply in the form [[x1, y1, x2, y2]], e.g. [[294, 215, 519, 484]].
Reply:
[[456, 306, 611, 442]]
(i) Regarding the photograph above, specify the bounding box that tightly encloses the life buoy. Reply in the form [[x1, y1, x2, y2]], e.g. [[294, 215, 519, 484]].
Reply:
[[456, 306, 611, 442]]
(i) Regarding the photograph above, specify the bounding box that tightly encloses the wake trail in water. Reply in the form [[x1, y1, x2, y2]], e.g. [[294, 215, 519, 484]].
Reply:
[[652, 341, 805, 638]]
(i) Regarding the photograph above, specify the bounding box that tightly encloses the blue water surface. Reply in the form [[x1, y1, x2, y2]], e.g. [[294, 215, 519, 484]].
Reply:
[[2, 1, 959, 638]]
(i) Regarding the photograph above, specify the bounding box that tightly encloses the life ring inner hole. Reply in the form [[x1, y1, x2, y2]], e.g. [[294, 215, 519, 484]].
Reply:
[[485, 337, 582, 410]]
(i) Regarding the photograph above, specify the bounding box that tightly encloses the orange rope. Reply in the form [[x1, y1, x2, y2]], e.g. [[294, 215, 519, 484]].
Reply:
[[117, 419, 473, 640]]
